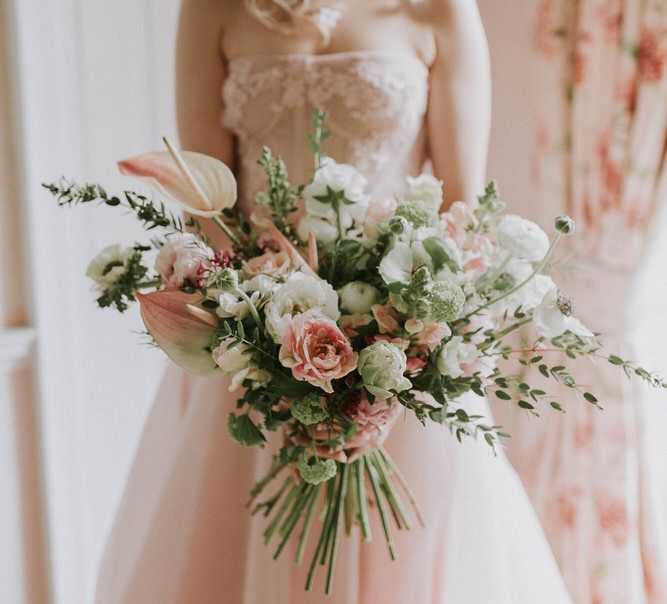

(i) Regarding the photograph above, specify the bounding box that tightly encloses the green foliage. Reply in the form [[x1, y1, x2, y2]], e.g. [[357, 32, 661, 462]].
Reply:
[[95, 246, 151, 312], [255, 147, 302, 238], [227, 412, 267, 447], [42, 179, 186, 231]]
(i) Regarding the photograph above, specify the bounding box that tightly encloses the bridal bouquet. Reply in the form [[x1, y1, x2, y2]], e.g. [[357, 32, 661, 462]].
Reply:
[[44, 112, 665, 594]]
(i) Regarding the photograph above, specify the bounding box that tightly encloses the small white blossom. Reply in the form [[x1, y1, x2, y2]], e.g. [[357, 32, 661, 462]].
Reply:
[[297, 215, 339, 243], [379, 241, 414, 284], [338, 282, 379, 314], [492, 261, 556, 315], [212, 339, 270, 391], [497, 215, 550, 262], [533, 286, 594, 339], [303, 157, 369, 229], [86, 244, 134, 290], [436, 336, 480, 378]]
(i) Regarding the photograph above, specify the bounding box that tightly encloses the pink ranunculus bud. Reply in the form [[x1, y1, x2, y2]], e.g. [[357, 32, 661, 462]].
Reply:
[[137, 290, 218, 375], [118, 140, 237, 217], [415, 322, 452, 352]]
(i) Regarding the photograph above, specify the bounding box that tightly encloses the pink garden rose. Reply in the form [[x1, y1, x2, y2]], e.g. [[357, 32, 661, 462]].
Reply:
[[279, 310, 358, 393], [155, 233, 214, 288]]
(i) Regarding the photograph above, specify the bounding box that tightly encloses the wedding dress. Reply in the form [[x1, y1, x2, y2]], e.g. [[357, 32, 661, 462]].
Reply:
[[95, 50, 572, 603]]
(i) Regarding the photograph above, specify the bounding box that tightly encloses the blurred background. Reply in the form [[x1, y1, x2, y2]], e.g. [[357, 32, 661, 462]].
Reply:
[[0, 1, 665, 602]]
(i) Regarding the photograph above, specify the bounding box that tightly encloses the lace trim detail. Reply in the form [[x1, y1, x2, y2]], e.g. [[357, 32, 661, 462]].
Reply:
[[221, 53, 429, 200]]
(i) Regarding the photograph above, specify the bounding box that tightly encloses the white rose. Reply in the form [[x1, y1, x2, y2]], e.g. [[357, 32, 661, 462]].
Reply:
[[436, 336, 480, 378], [297, 215, 339, 243], [264, 272, 340, 342], [497, 215, 550, 262], [338, 282, 380, 314], [404, 174, 444, 212], [303, 157, 369, 227], [533, 285, 594, 339], [86, 244, 135, 290]]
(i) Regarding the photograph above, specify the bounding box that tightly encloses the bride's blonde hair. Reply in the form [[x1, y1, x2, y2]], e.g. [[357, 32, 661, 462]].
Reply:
[[243, 0, 331, 38]]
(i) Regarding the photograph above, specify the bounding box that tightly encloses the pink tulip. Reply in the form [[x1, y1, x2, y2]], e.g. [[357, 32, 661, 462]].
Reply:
[[118, 138, 237, 217], [137, 290, 219, 375]]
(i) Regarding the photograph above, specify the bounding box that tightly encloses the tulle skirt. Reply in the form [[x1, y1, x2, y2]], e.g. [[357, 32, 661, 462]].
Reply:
[[95, 363, 572, 603]]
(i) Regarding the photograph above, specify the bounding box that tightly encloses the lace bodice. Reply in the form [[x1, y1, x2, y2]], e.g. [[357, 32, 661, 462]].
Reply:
[[222, 50, 430, 215]]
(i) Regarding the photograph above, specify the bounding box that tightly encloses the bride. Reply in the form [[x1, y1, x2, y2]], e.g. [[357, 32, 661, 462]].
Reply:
[[96, 1, 572, 602]]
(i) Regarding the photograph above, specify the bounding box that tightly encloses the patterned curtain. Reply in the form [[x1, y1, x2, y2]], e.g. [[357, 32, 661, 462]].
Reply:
[[532, 0, 667, 270]]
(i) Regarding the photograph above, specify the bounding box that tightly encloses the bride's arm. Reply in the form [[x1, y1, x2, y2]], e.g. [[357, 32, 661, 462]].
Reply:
[[176, 0, 234, 246], [426, 0, 491, 209]]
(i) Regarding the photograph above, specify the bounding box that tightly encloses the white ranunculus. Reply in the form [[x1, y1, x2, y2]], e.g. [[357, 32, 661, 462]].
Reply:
[[497, 215, 550, 262], [436, 336, 480, 378], [264, 272, 340, 342], [86, 244, 135, 290], [379, 241, 414, 284], [338, 281, 379, 314], [533, 285, 594, 339], [297, 215, 339, 243], [303, 157, 369, 227], [404, 174, 444, 212]]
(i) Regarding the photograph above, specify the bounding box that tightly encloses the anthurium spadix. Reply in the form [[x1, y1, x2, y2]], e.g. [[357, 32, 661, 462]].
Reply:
[[138, 289, 219, 375], [118, 138, 237, 217]]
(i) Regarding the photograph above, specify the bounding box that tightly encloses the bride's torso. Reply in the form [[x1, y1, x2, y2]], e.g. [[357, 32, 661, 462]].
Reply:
[[219, 2, 435, 212], [222, 50, 430, 212]]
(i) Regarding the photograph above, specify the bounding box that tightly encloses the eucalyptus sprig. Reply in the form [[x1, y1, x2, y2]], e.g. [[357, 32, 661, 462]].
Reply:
[[42, 179, 187, 232]]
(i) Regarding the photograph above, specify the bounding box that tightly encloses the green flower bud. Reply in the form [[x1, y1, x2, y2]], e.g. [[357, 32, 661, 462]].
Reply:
[[358, 340, 412, 400], [410, 266, 432, 291], [428, 281, 466, 322], [415, 298, 432, 320], [388, 215, 410, 234], [554, 214, 575, 235], [291, 393, 328, 426], [298, 454, 337, 485], [394, 201, 438, 228], [216, 267, 239, 292]]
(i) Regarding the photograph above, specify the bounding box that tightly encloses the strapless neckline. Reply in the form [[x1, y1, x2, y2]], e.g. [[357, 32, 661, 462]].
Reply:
[[226, 49, 429, 74]]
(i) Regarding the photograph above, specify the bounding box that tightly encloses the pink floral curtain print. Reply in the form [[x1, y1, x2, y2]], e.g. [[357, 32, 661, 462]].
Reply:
[[532, 0, 667, 270], [496, 1, 667, 603]]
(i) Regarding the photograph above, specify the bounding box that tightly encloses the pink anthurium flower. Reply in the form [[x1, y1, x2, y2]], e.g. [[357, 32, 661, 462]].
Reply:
[[267, 222, 317, 278], [118, 138, 237, 217], [138, 289, 219, 375]]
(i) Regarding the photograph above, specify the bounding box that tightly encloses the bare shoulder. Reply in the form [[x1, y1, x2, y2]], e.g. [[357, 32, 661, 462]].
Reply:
[[178, 0, 239, 57]]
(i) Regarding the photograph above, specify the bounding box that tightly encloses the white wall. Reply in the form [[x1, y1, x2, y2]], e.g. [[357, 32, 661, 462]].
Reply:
[[8, 1, 180, 601]]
